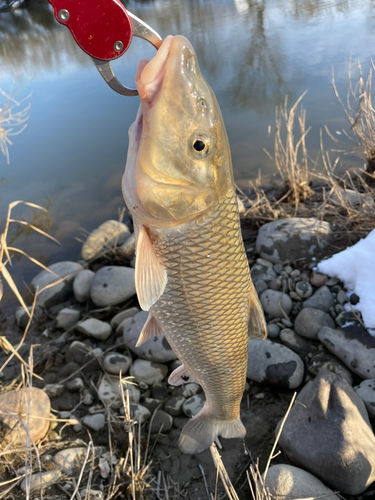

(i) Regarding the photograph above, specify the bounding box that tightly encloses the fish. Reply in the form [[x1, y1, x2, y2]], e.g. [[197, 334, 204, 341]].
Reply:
[[122, 35, 267, 454]]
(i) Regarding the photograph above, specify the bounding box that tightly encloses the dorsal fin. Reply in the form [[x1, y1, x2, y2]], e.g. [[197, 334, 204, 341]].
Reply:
[[135, 225, 167, 311], [135, 314, 164, 347], [248, 285, 267, 339]]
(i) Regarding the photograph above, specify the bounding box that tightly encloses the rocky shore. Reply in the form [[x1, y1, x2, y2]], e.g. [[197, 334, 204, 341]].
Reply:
[[1, 212, 375, 500]]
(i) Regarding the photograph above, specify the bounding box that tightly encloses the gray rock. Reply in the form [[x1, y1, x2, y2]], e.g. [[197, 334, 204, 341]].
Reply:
[[250, 264, 277, 283], [331, 188, 374, 206], [54, 446, 105, 475], [130, 403, 151, 424], [310, 271, 328, 287], [337, 289, 347, 305], [20, 470, 61, 493], [73, 269, 94, 302], [44, 383, 64, 398], [172, 383, 202, 399], [149, 410, 173, 433], [247, 338, 304, 389], [278, 371, 375, 495], [295, 280, 313, 298], [260, 290, 292, 318], [130, 359, 168, 385], [307, 351, 353, 385], [335, 310, 359, 327], [303, 285, 334, 312], [268, 278, 282, 291], [55, 308, 80, 330], [110, 307, 139, 330], [90, 266, 136, 307], [318, 325, 375, 379], [256, 218, 331, 264], [66, 377, 84, 392], [117, 233, 136, 260], [255, 279, 268, 294], [295, 307, 335, 339], [120, 311, 177, 363], [182, 393, 206, 417], [164, 396, 186, 417], [15, 306, 41, 328], [82, 413, 106, 431], [98, 374, 140, 409], [81, 220, 130, 260], [103, 353, 131, 375], [279, 328, 315, 359], [76, 318, 112, 341], [266, 324, 280, 339], [354, 379, 375, 417], [141, 397, 162, 414], [259, 464, 339, 500], [31, 261, 83, 308]]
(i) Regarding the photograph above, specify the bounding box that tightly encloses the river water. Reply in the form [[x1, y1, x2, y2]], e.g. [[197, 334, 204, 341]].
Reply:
[[0, 0, 374, 312]]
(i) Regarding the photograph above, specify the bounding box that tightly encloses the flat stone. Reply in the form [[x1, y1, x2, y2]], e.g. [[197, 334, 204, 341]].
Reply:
[[90, 266, 136, 307], [256, 218, 331, 264], [318, 325, 375, 379], [98, 374, 140, 409], [110, 307, 139, 330], [55, 308, 80, 330], [247, 338, 304, 389], [278, 371, 375, 495], [182, 393, 205, 417], [130, 359, 168, 385], [82, 413, 106, 431], [259, 464, 339, 500], [130, 403, 151, 424], [260, 290, 292, 317], [0, 388, 51, 449], [295, 307, 335, 339], [73, 270, 95, 303], [81, 220, 130, 260], [303, 285, 334, 312], [103, 353, 131, 375], [76, 318, 112, 341], [279, 328, 315, 359], [31, 261, 83, 308], [54, 446, 105, 475], [149, 410, 173, 433], [20, 470, 61, 493], [120, 311, 177, 363], [331, 188, 374, 206], [354, 379, 375, 417]]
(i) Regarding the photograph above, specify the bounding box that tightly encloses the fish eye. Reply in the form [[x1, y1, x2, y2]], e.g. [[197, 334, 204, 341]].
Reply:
[[192, 135, 211, 156]]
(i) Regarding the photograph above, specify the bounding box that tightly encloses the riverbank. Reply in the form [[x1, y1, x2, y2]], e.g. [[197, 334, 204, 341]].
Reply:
[[0, 171, 375, 499]]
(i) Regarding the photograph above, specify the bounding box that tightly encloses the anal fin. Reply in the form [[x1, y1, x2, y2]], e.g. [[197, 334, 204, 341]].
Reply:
[[136, 314, 164, 347], [248, 284, 267, 339], [135, 225, 167, 311], [168, 364, 197, 386]]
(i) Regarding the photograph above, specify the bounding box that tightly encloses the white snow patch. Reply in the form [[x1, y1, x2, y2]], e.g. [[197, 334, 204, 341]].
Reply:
[[317, 229, 375, 336]]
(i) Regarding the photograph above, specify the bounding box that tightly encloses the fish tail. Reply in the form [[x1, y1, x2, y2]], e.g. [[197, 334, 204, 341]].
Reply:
[[179, 409, 246, 454]]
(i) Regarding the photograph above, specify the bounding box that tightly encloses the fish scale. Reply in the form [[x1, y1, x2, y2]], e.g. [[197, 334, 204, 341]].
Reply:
[[149, 189, 252, 421]]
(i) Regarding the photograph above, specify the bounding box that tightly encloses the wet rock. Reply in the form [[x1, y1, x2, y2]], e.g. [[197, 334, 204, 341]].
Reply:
[[354, 379, 375, 417], [247, 338, 304, 389], [110, 307, 139, 330], [120, 311, 177, 363], [55, 308, 80, 330], [98, 374, 140, 409], [307, 351, 353, 385], [256, 218, 331, 264], [260, 290, 292, 317], [130, 359, 168, 385], [278, 371, 375, 495], [20, 470, 61, 493], [279, 329, 315, 359], [164, 396, 186, 417], [76, 318, 112, 341], [310, 271, 328, 287], [295, 280, 313, 298], [0, 388, 51, 449], [90, 266, 136, 307], [103, 353, 131, 375], [117, 233, 136, 260], [182, 393, 205, 417], [149, 410, 173, 433], [81, 220, 130, 260], [73, 269, 95, 302], [54, 446, 105, 475], [44, 383, 64, 398], [295, 307, 335, 339], [31, 261, 83, 308], [318, 325, 375, 379], [82, 413, 106, 431], [266, 324, 280, 339], [303, 285, 334, 312], [259, 464, 339, 500], [130, 404, 151, 424]]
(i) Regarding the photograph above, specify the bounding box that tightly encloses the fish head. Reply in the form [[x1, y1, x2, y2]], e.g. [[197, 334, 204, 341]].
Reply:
[[123, 35, 234, 227]]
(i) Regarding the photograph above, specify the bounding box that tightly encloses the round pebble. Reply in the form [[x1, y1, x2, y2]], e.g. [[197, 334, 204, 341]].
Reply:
[[267, 324, 280, 339], [295, 281, 313, 298], [149, 410, 173, 433], [350, 293, 360, 305], [103, 353, 131, 375], [182, 393, 206, 417], [130, 359, 168, 385], [260, 290, 293, 317]]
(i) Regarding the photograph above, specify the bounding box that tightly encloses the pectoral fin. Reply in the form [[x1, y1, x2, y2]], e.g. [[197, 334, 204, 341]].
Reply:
[[168, 364, 197, 386], [135, 225, 167, 311], [135, 314, 164, 347], [248, 285, 267, 339]]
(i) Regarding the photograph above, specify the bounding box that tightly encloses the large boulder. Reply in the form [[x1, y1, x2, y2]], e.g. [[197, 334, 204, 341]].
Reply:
[[278, 371, 375, 495], [81, 220, 130, 260], [256, 218, 331, 264]]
